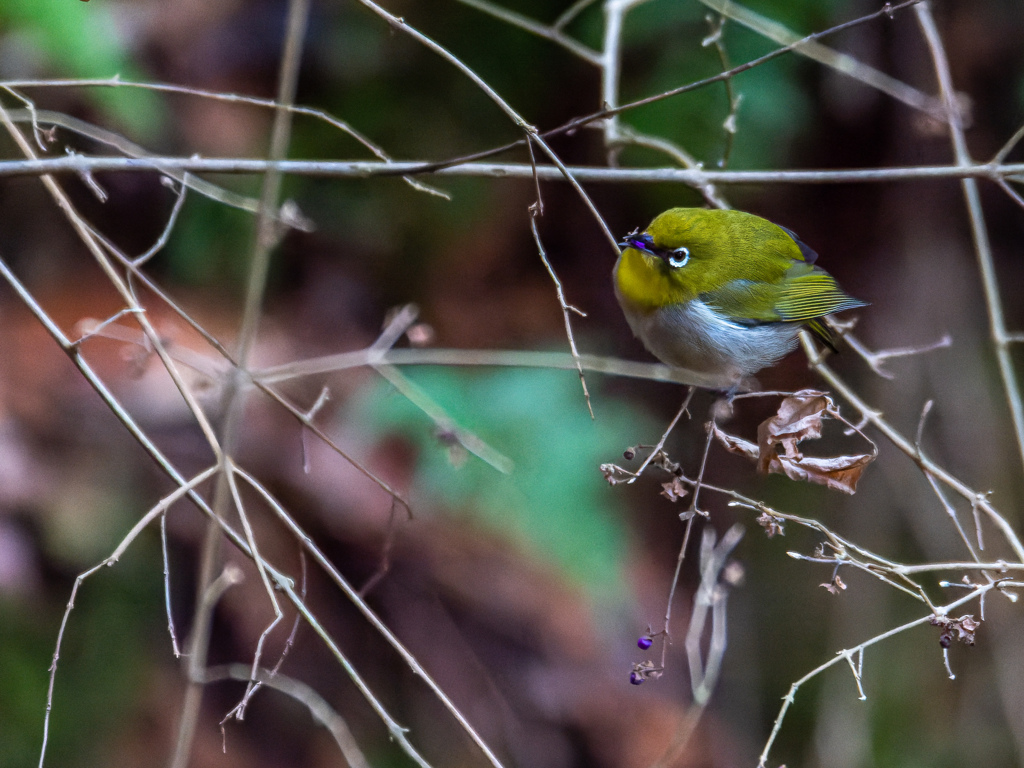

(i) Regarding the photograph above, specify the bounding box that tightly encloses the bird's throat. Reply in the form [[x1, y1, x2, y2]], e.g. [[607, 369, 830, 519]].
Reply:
[[614, 248, 691, 312]]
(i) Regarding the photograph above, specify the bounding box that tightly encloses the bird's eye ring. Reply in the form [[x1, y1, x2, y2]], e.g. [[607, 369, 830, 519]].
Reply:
[[667, 247, 690, 268]]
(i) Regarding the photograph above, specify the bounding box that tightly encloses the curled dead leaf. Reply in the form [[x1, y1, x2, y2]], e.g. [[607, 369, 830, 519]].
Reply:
[[756, 390, 834, 474], [770, 451, 875, 495], [712, 390, 877, 494], [820, 574, 847, 595], [711, 424, 758, 460]]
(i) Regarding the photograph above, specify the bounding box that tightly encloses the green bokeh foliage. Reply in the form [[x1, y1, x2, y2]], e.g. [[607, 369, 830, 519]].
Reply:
[[351, 366, 657, 604], [0, 547, 163, 768], [1, 0, 162, 136]]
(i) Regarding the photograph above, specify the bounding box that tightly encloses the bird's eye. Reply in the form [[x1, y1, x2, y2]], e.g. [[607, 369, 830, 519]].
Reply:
[[667, 247, 690, 268]]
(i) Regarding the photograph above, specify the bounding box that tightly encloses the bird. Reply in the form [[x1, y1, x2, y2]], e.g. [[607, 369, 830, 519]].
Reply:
[[613, 207, 867, 385]]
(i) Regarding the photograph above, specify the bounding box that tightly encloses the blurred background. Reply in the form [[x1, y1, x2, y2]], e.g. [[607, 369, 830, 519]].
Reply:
[[1, 0, 1023, 766]]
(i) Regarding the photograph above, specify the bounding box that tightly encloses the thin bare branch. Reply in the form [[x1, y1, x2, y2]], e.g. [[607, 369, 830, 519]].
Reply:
[[529, 212, 594, 418], [203, 664, 372, 768], [700, 0, 941, 117], [625, 386, 697, 483], [758, 583, 999, 767], [232, 466, 509, 768], [914, 3, 1024, 475], [255, 345, 738, 389], [0, 81, 447, 198], [801, 332, 1024, 561], [354, 0, 927, 176], [39, 466, 219, 768], [4, 154, 1024, 185], [369, 305, 514, 472], [454, 0, 601, 64], [554, 0, 599, 30], [842, 331, 953, 379], [172, 0, 310, 762]]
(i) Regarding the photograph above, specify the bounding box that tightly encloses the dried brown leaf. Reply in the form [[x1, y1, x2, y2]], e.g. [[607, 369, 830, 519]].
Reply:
[[660, 476, 689, 502], [820, 574, 847, 594], [768, 451, 875, 495], [712, 424, 758, 460], [756, 512, 785, 538], [713, 391, 876, 493], [756, 390, 834, 474]]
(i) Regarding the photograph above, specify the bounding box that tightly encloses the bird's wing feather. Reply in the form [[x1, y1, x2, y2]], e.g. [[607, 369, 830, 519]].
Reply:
[[699, 279, 787, 324], [776, 225, 819, 264], [701, 270, 867, 327], [774, 272, 868, 322]]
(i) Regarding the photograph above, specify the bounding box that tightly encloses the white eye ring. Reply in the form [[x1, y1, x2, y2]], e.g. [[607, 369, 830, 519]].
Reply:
[[667, 247, 690, 268]]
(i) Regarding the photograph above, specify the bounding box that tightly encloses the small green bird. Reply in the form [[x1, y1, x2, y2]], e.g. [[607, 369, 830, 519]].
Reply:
[[614, 208, 867, 383]]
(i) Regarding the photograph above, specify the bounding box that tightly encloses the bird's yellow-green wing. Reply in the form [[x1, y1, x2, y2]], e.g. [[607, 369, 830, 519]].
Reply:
[[774, 271, 866, 322], [699, 279, 788, 323], [776, 269, 868, 349], [701, 267, 866, 344]]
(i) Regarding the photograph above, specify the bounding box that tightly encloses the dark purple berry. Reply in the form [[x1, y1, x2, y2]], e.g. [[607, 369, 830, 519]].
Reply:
[[637, 636, 653, 650], [629, 672, 644, 685]]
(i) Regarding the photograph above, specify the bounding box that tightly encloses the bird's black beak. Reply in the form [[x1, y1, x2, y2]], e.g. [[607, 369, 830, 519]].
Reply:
[[618, 231, 655, 253]]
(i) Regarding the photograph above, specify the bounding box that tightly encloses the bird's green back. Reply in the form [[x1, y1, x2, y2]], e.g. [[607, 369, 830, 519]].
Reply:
[[643, 208, 864, 326]]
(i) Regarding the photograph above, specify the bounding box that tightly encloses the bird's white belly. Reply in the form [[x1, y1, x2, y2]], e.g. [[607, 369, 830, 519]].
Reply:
[[621, 299, 801, 381]]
